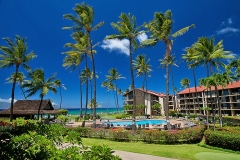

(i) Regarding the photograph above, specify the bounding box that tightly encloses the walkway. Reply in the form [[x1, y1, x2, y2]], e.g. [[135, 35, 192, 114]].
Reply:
[[58, 143, 177, 160], [114, 150, 177, 160]]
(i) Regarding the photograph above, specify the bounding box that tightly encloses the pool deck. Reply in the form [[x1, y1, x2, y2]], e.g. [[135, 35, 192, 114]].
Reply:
[[65, 118, 195, 129]]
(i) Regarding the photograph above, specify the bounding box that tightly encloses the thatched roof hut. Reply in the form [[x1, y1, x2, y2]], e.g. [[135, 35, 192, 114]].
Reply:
[[0, 99, 60, 119]]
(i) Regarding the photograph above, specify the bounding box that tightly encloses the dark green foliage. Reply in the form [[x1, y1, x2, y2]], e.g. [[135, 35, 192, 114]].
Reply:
[[204, 127, 240, 151], [82, 145, 122, 160], [58, 109, 68, 115]]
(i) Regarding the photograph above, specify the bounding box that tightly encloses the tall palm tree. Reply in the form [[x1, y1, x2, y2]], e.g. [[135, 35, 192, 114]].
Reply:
[[63, 3, 104, 127], [182, 47, 201, 113], [117, 88, 124, 112], [6, 72, 28, 100], [101, 81, 111, 115], [227, 58, 240, 81], [180, 78, 191, 114], [133, 54, 152, 114], [159, 55, 178, 111], [55, 80, 66, 109], [105, 13, 143, 129], [62, 53, 84, 115], [106, 68, 125, 113], [0, 35, 37, 122], [22, 69, 59, 119], [141, 10, 194, 129], [193, 36, 234, 76], [186, 36, 235, 117], [80, 67, 91, 127]]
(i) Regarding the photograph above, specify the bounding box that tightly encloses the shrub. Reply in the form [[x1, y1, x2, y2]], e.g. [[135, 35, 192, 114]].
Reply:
[[204, 126, 240, 151], [73, 126, 93, 138], [109, 128, 130, 141], [82, 145, 122, 160], [58, 109, 68, 115]]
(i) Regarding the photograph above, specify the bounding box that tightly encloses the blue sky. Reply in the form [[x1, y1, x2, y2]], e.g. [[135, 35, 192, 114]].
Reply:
[[0, 0, 240, 109]]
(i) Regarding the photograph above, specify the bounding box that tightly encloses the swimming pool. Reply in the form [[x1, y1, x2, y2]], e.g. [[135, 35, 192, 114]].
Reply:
[[103, 119, 166, 127]]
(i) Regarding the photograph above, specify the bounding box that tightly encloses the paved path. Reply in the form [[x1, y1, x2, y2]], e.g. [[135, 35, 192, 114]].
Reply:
[[114, 150, 178, 160], [58, 143, 177, 160]]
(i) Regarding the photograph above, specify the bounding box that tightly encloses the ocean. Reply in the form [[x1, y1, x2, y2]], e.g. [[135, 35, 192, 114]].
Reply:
[[0, 108, 124, 115], [66, 108, 124, 115]]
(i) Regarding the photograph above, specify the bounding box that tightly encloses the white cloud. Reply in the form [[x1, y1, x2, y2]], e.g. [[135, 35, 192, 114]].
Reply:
[[228, 18, 233, 25], [101, 38, 130, 56], [217, 27, 240, 35], [0, 98, 17, 103], [52, 102, 58, 106], [137, 32, 148, 42]]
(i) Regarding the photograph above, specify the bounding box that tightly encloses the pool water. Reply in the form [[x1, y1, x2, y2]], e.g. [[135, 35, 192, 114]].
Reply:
[[103, 119, 166, 126]]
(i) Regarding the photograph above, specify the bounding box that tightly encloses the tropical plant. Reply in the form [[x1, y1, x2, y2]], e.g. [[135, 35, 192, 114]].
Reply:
[[80, 67, 91, 126], [182, 47, 201, 113], [101, 81, 111, 115], [55, 80, 66, 109], [6, 72, 28, 100], [63, 2, 104, 127], [62, 51, 84, 115], [226, 58, 240, 81], [105, 13, 143, 130], [133, 54, 152, 114], [141, 10, 194, 129], [106, 68, 125, 113], [180, 78, 191, 114], [0, 35, 37, 122], [159, 55, 178, 111], [22, 68, 59, 119]]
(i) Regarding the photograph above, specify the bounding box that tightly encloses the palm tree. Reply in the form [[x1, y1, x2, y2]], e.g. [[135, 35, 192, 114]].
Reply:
[[193, 36, 234, 76], [180, 78, 191, 114], [63, 3, 104, 127], [80, 67, 91, 127], [22, 69, 59, 119], [0, 35, 37, 122], [6, 72, 28, 100], [133, 54, 152, 114], [117, 88, 124, 112], [159, 55, 178, 111], [101, 81, 111, 115], [105, 13, 143, 129], [62, 53, 84, 115], [55, 80, 66, 109], [227, 58, 240, 81], [182, 47, 201, 113], [106, 68, 125, 113], [141, 10, 194, 129]]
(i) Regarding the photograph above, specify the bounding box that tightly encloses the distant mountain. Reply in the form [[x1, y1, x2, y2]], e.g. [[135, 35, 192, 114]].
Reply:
[[0, 102, 10, 109]]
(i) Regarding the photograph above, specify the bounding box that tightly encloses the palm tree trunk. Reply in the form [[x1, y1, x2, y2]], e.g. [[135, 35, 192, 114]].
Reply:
[[10, 65, 19, 122], [144, 73, 147, 115], [78, 66, 83, 117], [88, 31, 97, 128], [188, 87, 191, 114], [82, 53, 89, 127], [170, 66, 176, 111], [38, 96, 44, 120], [60, 83, 62, 109], [129, 38, 136, 130], [20, 86, 27, 100], [192, 68, 201, 114], [115, 81, 120, 114], [215, 86, 223, 127], [90, 79, 93, 115], [165, 40, 171, 130]]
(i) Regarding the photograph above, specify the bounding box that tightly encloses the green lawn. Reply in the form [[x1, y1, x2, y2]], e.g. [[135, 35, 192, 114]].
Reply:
[[82, 138, 240, 160]]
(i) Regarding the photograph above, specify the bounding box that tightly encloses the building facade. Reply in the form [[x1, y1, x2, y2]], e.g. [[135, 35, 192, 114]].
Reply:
[[177, 81, 240, 116], [123, 88, 175, 116]]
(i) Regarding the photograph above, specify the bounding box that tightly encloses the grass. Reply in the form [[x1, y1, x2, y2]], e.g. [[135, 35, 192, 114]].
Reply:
[[82, 138, 240, 160]]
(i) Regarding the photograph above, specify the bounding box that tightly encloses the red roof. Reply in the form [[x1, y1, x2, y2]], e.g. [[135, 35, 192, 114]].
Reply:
[[123, 88, 169, 97], [178, 81, 240, 95]]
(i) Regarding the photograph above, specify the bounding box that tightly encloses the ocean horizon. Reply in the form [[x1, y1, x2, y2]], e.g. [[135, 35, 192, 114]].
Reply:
[[0, 107, 124, 115]]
